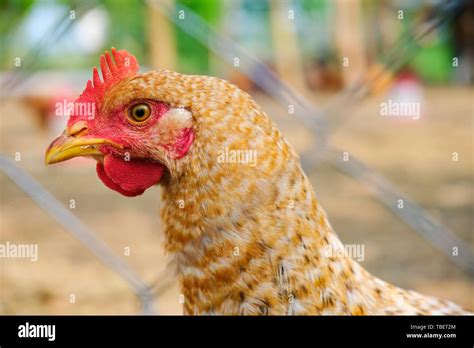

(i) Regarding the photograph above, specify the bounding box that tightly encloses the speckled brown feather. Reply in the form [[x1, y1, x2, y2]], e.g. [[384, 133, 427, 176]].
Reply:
[[104, 69, 470, 315]]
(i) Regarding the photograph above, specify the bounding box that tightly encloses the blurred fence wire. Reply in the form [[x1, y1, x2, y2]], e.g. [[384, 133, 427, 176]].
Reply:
[[0, 155, 156, 314], [322, 0, 467, 130], [2, 4, 92, 93]]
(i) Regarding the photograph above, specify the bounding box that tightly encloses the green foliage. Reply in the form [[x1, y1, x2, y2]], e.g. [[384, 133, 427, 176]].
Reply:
[[411, 39, 454, 83], [99, 0, 146, 63], [175, 0, 221, 74], [0, 0, 35, 37]]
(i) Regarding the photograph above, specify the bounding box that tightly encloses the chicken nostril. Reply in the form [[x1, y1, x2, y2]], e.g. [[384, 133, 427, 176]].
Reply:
[[67, 121, 89, 137]]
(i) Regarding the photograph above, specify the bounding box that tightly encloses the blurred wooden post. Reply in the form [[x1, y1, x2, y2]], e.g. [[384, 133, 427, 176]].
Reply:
[[335, 0, 367, 86], [269, 0, 307, 92], [148, 0, 176, 70]]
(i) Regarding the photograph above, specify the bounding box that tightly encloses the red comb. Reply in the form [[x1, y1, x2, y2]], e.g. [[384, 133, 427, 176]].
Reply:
[[76, 48, 139, 107]]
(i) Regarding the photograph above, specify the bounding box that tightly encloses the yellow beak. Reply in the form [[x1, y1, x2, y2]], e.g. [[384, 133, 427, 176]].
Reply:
[[45, 130, 123, 165]]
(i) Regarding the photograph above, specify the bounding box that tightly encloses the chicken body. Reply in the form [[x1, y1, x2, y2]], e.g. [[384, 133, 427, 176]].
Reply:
[[45, 49, 469, 315], [154, 72, 467, 315]]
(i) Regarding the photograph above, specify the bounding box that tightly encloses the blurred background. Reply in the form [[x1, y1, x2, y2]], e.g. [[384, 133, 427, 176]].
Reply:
[[0, 0, 472, 314]]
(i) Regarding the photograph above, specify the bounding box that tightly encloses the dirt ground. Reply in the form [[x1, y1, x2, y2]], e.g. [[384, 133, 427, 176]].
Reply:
[[0, 86, 472, 314]]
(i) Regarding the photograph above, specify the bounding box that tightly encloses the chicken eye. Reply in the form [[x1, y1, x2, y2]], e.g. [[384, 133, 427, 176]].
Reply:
[[128, 103, 151, 123]]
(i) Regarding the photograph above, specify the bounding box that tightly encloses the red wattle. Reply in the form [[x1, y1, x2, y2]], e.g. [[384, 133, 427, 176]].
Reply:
[[96, 155, 165, 197]]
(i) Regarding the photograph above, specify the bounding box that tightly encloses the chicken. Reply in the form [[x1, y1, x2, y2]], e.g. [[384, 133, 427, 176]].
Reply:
[[45, 48, 469, 315]]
